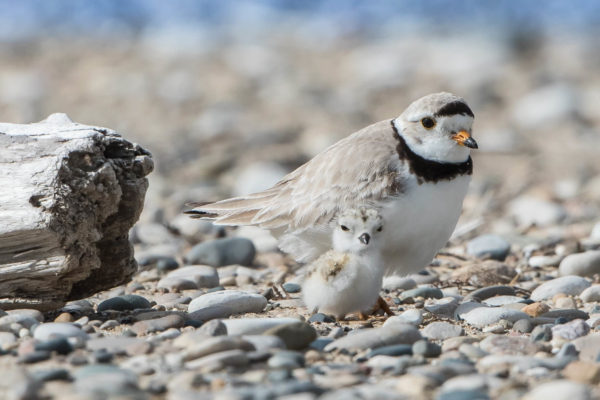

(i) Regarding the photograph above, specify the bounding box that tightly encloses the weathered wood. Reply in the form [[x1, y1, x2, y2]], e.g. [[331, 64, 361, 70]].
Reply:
[[0, 113, 153, 310]]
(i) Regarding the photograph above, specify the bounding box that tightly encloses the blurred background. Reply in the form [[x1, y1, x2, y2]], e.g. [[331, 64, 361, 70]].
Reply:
[[1, 0, 599, 242]]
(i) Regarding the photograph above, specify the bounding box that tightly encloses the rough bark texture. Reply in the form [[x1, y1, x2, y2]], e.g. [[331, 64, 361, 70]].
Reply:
[[0, 113, 153, 311]]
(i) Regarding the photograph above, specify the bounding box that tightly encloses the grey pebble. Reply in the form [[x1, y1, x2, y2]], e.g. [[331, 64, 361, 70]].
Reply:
[[383, 309, 424, 326], [131, 314, 185, 335], [325, 322, 421, 352], [580, 285, 600, 303], [467, 234, 511, 261], [367, 344, 413, 358], [243, 335, 287, 352], [19, 350, 51, 364], [222, 317, 298, 335], [559, 250, 600, 277], [86, 337, 152, 356], [508, 196, 566, 227], [185, 349, 249, 371], [264, 321, 317, 350], [282, 282, 301, 293], [482, 295, 526, 307], [309, 337, 334, 351], [0, 331, 16, 350], [185, 237, 256, 267], [479, 335, 540, 355], [540, 309, 589, 321], [531, 325, 553, 342], [35, 337, 73, 355], [401, 286, 443, 300], [198, 319, 227, 336], [187, 290, 267, 320], [157, 265, 219, 291], [182, 336, 254, 361], [556, 342, 579, 359], [0, 314, 39, 331], [308, 313, 335, 323], [466, 285, 515, 301], [267, 350, 305, 369], [512, 318, 534, 333], [31, 368, 71, 382], [461, 307, 529, 328], [523, 380, 591, 400], [97, 294, 151, 312], [552, 319, 590, 341], [425, 297, 459, 318], [74, 365, 141, 398], [412, 340, 441, 357], [33, 323, 89, 342], [573, 333, 600, 362], [422, 321, 464, 340], [530, 275, 591, 301]]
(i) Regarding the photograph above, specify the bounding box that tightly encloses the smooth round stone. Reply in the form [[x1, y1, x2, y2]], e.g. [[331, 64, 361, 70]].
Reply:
[[33, 323, 89, 341], [467, 234, 511, 261], [425, 297, 459, 318], [522, 380, 591, 400], [581, 285, 600, 303], [422, 322, 464, 340], [156, 257, 179, 273], [367, 344, 413, 358], [158, 265, 219, 291], [556, 342, 579, 359], [512, 318, 534, 333], [0, 332, 16, 350], [383, 309, 424, 327], [0, 314, 39, 330], [480, 335, 540, 355], [483, 295, 526, 307], [97, 295, 151, 312], [6, 309, 43, 322], [35, 338, 73, 355], [87, 337, 152, 356], [132, 223, 176, 245], [74, 365, 140, 397], [309, 337, 334, 351], [264, 322, 317, 351], [267, 350, 305, 369], [61, 300, 94, 315], [467, 285, 516, 301], [559, 251, 600, 277], [552, 319, 590, 341], [530, 275, 591, 301], [185, 237, 256, 267], [19, 350, 51, 364], [308, 313, 335, 323], [455, 302, 486, 320], [382, 276, 417, 291], [31, 368, 70, 382], [508, 196, 566, 227], [531, 325, 553, 342], [462, 307, 529, 328], [522, 302, 550, 317], [131, 314, 185, 335], [187, 290, 267, 321], [282, 282, 301, 293], [529, 254, 563, 268], [573, 334, 600, 362], [562, 360, 600, 385], [182, 336, 255, 361], [222, 317, 298, 336], [400, 287, 443, 300], [412, 340, 441, 358], [198, 319, 227, 336], [325, 323, 422, 352]]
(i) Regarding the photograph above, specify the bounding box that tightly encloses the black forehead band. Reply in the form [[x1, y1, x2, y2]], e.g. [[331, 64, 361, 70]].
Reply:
[[434, 101, 474, 118]]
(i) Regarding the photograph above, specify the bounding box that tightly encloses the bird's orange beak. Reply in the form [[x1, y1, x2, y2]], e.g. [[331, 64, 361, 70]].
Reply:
[[452, 130, 478, 149]]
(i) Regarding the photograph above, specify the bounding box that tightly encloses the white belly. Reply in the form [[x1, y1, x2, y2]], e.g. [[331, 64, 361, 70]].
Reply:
[[381, 175, 470, 275]]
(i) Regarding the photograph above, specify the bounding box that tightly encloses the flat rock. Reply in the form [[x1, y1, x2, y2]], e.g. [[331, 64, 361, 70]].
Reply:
[[530, 275, 591, 301], [573, 334, 600, 362], [466, 285, 516, 301], [222, 317, 298, 335], [383, 309, 424, 326], [467, 234, 511, 260], [324, 323, 421, 352], [187, 290, 267, 321], [97, 295, 151, 312], [185, 349, 249, 371], [400, 286, 443, 300], [580, 285, 600, 303], [424, 297, 458, 318], [483, 295, 526, 307], [131, 314, 185, 335], [559, 251, 600, 277], [382, 276, 417, 291], [182, 336, 254, 361], [74, 365, 140, 398], [86, 337, 152, 356], [462, 307, 529, 328]]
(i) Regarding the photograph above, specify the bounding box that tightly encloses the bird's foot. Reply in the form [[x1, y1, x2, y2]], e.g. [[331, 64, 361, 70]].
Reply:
[[377, 296, 395, 317]]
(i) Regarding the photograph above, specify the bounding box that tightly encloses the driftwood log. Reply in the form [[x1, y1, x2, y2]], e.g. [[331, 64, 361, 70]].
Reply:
[[0, 114, 153, 310]]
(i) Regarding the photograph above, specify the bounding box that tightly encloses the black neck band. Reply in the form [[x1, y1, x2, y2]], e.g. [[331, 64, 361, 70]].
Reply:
[[391, 120, 472, 184]]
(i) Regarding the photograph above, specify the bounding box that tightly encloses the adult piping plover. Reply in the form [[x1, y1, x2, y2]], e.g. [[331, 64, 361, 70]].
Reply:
[[187, 92, 477, 276], [302, 208, 386, 320]]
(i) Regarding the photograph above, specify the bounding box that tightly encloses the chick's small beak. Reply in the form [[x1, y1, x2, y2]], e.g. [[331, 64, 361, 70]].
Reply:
[[452, 130, 478, 149], [358, 233, 370, 245]]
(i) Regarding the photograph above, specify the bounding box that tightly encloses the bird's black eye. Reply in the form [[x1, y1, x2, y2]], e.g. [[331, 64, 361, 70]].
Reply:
[[341, 225, 349, 231], [421, 117, 436, 129], [377, 226, 383, 232]]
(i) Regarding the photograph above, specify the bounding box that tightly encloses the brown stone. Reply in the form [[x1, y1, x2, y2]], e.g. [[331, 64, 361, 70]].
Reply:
[[522, 302, 550, 317], [563, 361, 600, 384], [54, 313, 74, 323]]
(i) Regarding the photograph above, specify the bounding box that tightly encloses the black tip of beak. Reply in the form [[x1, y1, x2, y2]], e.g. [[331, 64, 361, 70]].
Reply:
[[359, 233, 370, 245], [464, 137, 478, 149]]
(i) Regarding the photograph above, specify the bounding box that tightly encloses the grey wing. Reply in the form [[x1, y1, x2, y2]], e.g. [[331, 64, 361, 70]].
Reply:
[[187, 119, 403, 232]]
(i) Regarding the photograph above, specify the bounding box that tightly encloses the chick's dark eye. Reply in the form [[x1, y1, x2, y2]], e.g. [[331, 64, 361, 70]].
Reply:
[[377, 226, 383, 232], [421, 117, 436, 129], [341, 225, 349, 231]]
